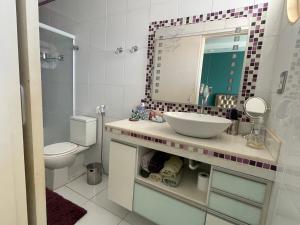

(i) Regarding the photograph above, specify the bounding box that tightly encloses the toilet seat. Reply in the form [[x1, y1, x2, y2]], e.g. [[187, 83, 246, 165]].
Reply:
[[44, 142, 78, 156]]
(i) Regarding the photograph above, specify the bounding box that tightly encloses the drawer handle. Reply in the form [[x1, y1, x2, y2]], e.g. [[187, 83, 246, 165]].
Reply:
[[210, 188, 263, 209]]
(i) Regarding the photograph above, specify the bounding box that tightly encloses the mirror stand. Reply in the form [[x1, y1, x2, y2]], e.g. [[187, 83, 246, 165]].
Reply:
[[243, 97, 269, 149]]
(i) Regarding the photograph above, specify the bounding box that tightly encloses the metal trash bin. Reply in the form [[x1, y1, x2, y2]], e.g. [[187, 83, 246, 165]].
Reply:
[[87, 163, 102, 185]]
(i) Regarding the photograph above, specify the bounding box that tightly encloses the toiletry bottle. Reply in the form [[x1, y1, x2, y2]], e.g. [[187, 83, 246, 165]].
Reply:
[[226, 108, 239, 135]]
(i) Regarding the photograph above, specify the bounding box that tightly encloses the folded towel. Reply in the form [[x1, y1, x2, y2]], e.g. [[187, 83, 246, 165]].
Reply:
[[140, 168, 150, 178], [141, 151, 155, 172], [162, 169, 183, 187], [149, 173, 162, 182], [148, 152, 169, 173], [160, 156, 183, 178]]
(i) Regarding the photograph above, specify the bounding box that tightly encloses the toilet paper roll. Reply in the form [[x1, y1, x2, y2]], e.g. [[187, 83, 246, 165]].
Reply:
[[197, 172, 209, 192]]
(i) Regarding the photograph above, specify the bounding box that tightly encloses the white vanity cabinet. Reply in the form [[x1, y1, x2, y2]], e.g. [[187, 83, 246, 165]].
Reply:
[[107, 141, 137, 210], [106, 120, 277, 225], [205, 214, 235, 225]]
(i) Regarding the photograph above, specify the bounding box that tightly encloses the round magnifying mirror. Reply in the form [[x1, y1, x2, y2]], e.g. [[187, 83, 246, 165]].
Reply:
[[244, 97, 268, 119]]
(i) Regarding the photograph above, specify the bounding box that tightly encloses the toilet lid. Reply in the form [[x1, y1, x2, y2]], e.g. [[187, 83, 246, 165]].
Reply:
[[44, 142, 78, 156]]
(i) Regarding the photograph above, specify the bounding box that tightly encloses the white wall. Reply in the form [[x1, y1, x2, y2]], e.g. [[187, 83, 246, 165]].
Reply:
[[39, 0, 284, 172], [265, 1, 300, 224]]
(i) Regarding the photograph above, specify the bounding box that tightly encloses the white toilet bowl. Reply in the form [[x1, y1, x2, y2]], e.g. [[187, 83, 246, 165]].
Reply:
[[44, 142, 88, 169], [44, 115, 97, 190]]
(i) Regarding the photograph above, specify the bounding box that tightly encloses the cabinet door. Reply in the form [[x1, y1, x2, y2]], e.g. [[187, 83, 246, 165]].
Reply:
[[108, 141, 137, 210], [134, 183, 206, 225], [205, 214, 235, 225]]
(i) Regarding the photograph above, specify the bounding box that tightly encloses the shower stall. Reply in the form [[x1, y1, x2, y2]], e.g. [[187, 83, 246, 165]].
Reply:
[[39, 23, 76, 146]]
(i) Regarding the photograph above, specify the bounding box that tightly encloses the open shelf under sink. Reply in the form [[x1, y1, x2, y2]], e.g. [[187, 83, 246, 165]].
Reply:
[[135, 168, 208, 208]]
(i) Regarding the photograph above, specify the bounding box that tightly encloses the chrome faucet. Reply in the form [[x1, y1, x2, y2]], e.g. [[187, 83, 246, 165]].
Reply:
[[199, 84, 212, 114]]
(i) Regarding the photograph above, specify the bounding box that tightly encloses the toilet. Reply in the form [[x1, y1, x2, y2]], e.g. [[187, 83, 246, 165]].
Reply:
[[44, 115, 97, 189]]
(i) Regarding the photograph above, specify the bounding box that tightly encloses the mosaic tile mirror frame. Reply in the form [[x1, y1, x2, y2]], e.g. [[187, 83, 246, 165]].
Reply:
[[142, 3, 269, 121]]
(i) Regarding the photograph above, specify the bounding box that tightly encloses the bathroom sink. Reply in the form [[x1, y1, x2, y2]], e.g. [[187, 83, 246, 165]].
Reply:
[[164, 112, 232, 138]]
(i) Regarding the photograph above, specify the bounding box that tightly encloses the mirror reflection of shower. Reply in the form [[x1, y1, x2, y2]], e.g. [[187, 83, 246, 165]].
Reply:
[[40, 51, 64, 62]]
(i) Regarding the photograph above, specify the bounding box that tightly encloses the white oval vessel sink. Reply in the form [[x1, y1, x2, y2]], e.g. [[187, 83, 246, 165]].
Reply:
[[164, 112, 232, 138]]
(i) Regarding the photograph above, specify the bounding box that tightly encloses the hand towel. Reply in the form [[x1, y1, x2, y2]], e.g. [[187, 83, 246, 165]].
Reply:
[[140, 168, 150, 178], [141, 151, 155, 172], [149, 173, 163, 182], [162, 169, 183, 187], [160, 156, 183, 178], [148, 152, 169, 173]]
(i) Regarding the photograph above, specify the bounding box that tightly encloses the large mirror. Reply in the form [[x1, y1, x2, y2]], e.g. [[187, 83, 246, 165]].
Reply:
[[151, 18, 250, 109]]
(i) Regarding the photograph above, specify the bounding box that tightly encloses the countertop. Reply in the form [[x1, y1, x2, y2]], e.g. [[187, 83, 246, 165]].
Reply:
[[105, 119, 277, 165]]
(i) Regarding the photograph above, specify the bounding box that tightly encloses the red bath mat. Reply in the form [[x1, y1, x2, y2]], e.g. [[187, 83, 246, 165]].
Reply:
[[46, 188, 87, 225]]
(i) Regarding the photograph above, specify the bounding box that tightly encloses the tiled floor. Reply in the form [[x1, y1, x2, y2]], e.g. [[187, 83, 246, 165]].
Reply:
[[54, 174, 157, 225]]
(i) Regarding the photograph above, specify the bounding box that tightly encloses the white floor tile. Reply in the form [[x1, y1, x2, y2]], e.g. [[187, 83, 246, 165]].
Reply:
[[54, 186, 89, 206], [66, 174, 108, 199], [91, 189, 130, 219], [124, 212, 157, 225], [119, 221, 132, 225], [75, 201, 122, 225]]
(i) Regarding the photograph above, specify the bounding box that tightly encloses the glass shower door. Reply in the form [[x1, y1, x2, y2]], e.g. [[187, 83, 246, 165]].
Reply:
[[39, 27, 74, 146]]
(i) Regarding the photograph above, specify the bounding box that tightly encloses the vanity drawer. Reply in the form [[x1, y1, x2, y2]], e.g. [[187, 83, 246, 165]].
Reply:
[[211, 170, 267, 204], [133, 183, 206, 225], [208, 192, 261, 225], [205, 214, 235, 225]]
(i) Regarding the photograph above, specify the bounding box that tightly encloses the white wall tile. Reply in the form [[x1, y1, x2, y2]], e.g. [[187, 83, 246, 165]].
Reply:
[[255, 36, 279, 102], [49, 11, 76, 33], [263, 0, 284, 37], [179, 0, 212, 17], [107, 0, 127, 15], [76, 46, 90, 85], [150, 0, 179, 21], [89, 84, 106, 111], [75, 84, 90, 114], [254, 0, 269, 5], [126, 8, 150, 48], [90, 19, 107, 50], [128, 0, 151, 11], [104, 85, 125, 119], [39, 7, 52, 24], [123, 85, 145, 118], [105, 53, 125, 85], [77, 0, 107, 22], [124, 50, 147, 86], [46, 0, 79, 22], [212, 0, 254, 12], [73, 22, 91, 49], [89, 49, 106, 85], [106, 13, 127, 50]]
